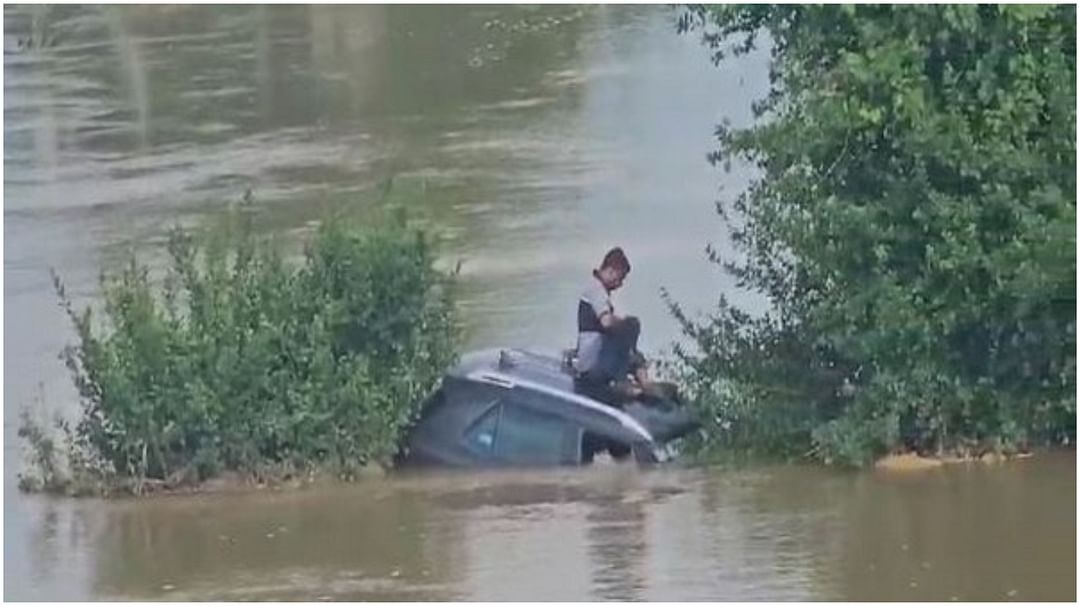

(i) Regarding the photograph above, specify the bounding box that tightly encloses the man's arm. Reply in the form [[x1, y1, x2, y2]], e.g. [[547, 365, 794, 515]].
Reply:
[[584, 284, 621, 331], [598, 310, 620, 330]]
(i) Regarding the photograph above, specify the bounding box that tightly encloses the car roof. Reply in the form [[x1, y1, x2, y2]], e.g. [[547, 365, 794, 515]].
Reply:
[[448, 348, 574, 390], [447, 348, 654, 442]]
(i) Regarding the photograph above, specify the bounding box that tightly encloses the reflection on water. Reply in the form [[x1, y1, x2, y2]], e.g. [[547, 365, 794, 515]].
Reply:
[[4, 5, 1075, 601], [8, 456, 1077, 601]]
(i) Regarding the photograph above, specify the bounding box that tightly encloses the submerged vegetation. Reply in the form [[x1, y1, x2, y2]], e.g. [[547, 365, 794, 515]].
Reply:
[[19, 203, 459, 495], [672, 5, 1076, 465]]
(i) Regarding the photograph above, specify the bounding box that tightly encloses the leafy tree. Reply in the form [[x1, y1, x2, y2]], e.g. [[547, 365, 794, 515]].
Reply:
[[671, 5, 1075, 464]]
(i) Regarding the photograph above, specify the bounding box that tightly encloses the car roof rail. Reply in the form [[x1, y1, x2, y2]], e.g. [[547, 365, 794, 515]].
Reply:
[[499, 348, 566, 372], [497, 349, 516, 370]]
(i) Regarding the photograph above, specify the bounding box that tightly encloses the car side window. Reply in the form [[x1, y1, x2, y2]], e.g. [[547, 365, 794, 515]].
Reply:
[[493, 403, 582, 465], [464, 402, 500, 455]]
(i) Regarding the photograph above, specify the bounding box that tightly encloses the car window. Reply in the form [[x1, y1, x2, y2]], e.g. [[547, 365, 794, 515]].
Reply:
[[493, 403, 581, 465], [464, 402, 500, 455]]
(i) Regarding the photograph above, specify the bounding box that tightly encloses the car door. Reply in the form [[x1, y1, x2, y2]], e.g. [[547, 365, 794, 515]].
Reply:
[[462, 395, 583, 466]]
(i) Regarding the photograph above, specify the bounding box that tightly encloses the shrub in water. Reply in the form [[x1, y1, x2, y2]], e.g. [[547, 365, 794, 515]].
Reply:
[[22, 207, 459, 494]]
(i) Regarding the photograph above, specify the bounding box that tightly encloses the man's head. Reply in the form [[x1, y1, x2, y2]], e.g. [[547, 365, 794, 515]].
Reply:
[[595, 247, 631, 291]]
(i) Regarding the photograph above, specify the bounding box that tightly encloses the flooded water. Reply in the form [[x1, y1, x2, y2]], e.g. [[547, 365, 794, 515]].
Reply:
[[4, 5, 1076, 601], [9, 455, 1077, 601]]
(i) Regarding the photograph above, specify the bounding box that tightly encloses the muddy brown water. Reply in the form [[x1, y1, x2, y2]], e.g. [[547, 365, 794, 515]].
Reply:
[[10, 456, 1077, 601], [4, 6, 1076, 601]]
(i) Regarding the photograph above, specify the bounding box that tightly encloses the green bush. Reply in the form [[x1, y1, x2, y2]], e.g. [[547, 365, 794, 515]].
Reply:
[[21, 205, 459, 494], [673, 5, 1076, 465]]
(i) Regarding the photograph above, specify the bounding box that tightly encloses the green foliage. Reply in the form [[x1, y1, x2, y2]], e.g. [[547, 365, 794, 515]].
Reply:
[[16, 409, 59, 493], [17, 407, 113, 496], [673, 5, 1075, 464], [23, 203, 459, 494]]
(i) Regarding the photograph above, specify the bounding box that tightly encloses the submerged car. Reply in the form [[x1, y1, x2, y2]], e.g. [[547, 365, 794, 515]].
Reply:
[[398, 348, 699, 467]]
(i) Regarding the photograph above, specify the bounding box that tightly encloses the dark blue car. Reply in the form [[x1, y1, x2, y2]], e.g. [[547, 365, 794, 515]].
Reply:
[[398, 348, 699, 467]]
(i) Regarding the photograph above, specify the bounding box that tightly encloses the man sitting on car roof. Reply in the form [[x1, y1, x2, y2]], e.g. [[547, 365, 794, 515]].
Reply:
[[573, 247, 653, 404]]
